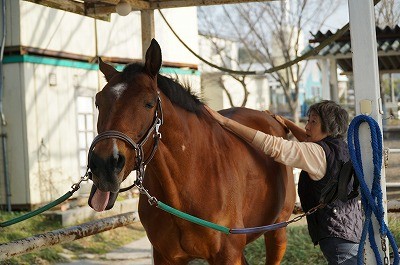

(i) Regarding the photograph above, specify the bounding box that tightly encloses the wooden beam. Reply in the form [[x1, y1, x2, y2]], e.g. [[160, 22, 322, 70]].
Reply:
[[27, 0, 276, 17], [24, 0, 85, 13], [141, 9, 155, 60], [87, 0, 272, 15], [147, 0, 275, 9], [128, 0, 151, 10], [24, 0, 110, 20]]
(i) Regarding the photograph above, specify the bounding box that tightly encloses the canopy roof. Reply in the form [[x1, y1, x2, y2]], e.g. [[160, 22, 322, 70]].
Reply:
[[308, 25, 400, 75], [24, 0, 273, 20]]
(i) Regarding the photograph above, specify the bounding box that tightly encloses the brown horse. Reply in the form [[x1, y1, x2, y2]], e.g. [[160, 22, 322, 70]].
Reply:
[[88, 39, 295, 265]]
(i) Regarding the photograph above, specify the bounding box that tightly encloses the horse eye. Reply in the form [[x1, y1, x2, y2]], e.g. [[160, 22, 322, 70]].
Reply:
[[145, 102, 154, 109]]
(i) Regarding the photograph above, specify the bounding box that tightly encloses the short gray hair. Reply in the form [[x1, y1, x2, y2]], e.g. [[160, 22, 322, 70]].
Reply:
[[307, 100, 349, 139]]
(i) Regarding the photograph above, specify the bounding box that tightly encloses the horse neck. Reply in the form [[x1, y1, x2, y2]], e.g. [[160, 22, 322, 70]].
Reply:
[[158, 93, 204, 143], [143, 95, 207, 203]]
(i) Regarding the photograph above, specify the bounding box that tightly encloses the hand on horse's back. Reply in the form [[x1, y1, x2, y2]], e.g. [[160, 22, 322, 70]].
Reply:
[[264, 110, 289, 133], [204, 105, 228, 126]]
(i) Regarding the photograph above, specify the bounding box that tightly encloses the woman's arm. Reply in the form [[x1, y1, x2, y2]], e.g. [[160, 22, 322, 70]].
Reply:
[[205, 105, 326, 180], [283, 118, 307, 142], [252, 131, 326, 180], [204, 105, 257, 143]]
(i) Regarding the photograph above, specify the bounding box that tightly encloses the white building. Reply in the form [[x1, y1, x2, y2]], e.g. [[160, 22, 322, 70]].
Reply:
[[0, 1, 199, 209]]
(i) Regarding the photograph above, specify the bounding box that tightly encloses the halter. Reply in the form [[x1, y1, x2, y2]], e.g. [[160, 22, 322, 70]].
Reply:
[[87, 94, 163, 194]]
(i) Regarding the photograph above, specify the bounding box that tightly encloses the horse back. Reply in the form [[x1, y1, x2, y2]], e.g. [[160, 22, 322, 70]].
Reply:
[[219, 107, 296, 239], [219, 107, 287, 138]]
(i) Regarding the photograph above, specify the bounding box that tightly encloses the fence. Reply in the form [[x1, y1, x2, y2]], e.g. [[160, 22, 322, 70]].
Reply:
[[0, 211, 137, 260]]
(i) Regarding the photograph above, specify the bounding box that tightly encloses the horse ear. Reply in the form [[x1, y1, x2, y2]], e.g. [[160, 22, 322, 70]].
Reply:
[[144, 39, 162, 78], [98, 57, 119, 82]]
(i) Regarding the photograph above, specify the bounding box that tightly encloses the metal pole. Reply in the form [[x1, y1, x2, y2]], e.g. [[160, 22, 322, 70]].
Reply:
[[0, 212, 137, 260], [0, 0, 11, 212], [1, 133, 10, 211], [348, 0, 389, 263]]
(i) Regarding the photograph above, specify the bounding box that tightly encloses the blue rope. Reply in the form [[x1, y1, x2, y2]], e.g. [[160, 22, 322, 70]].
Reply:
[[348, 115, 399, 265]]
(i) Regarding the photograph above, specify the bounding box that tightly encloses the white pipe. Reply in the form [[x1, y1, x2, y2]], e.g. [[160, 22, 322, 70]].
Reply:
[[388, 148, 400, 153], [386, 182, 400, 188]]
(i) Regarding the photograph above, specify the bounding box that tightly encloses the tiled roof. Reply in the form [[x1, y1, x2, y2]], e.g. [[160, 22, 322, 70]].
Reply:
[[307, 25, 400, 74]]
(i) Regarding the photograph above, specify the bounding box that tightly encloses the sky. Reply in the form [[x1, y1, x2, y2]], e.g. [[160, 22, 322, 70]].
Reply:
[[198, 0, 351, 38], [322, 1, 349, 32]]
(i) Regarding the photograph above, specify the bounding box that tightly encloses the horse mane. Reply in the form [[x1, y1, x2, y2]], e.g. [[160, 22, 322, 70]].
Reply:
[[122, 63, 204, 114]]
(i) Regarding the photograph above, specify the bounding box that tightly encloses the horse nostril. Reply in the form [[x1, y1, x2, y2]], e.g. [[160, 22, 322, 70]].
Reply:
[[111, 153, 125, 174], [89, 153, 99, 173]]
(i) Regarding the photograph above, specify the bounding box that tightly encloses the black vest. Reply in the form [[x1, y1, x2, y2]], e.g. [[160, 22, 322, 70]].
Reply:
[[298, 137, 362, 245]]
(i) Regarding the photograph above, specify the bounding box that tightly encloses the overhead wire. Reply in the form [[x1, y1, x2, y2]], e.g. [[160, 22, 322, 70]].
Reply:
[[158, 0, 382, 76], [158, 8, 349, 76]]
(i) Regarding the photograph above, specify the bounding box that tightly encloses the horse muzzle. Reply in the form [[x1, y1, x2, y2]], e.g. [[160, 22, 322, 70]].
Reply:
[[88, 184, 119, 212], [87, 152, 126, 212]]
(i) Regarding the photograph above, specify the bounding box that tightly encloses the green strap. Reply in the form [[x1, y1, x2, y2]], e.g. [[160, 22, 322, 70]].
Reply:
[[156, 201, 231, 234], [0, 192, 73, 227]]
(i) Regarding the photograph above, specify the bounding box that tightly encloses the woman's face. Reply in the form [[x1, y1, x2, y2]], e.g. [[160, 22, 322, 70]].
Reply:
[[305, 111, 329, 142]]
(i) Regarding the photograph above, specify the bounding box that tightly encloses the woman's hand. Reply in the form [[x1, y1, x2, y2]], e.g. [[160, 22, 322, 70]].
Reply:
[[264, 110, 288, 133], [204, 105, 229, 126]]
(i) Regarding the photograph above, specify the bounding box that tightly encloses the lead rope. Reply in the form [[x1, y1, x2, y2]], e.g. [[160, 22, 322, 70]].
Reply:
[[0, 171, 90, 227], [137, 172, 325, 234], [347, 115, 399, 265]]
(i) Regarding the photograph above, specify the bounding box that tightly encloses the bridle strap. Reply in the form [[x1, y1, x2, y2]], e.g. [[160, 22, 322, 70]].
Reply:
[[89, 130, 140, 151]]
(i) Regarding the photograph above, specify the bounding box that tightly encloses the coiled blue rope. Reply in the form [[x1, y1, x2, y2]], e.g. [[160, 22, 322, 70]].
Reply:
[[348, 115, 399, 265]]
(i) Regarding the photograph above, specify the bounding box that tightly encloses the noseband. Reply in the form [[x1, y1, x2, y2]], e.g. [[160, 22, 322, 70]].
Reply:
[[87, 94, 163, 193]]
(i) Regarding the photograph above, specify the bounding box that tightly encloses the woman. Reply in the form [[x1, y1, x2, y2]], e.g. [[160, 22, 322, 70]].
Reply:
[[205, 100, 362, 265]]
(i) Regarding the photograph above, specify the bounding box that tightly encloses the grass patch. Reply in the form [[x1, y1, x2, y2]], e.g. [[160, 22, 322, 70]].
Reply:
[[0, 210, 145, 264], [189, 225, 325, 265], [244, 225, 326, 265], [389, 215, 400, 244]]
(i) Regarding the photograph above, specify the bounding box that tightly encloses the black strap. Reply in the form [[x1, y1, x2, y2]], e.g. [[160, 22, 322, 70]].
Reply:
[[320, 160, 359, 204], [337, 160, 359, 202]]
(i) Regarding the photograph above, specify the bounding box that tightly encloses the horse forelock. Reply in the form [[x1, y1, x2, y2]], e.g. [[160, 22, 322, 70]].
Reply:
[[121, 63, 204, 114]]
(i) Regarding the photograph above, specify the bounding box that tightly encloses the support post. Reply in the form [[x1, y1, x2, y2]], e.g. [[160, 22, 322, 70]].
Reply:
[[348, 0, 389, 263], [329, 58, 339, 103], [321, 59, 330, 100], [141, 9, 155, 60]]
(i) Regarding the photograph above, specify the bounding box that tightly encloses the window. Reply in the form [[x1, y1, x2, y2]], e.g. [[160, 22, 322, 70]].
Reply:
[[77, 96, 95, 176]]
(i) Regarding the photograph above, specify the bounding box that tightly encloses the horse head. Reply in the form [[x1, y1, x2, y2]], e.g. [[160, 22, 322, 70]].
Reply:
[[88, 39, 162, 212]]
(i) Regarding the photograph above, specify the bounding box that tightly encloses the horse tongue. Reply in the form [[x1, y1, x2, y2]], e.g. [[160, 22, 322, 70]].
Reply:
[[91, 189, 110, 212]]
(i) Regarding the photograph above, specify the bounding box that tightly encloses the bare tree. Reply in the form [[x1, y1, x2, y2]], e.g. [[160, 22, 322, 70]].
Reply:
[[198, 34, 253, 107], [375, 0, 400, 28], [199, 0, 341, 122]]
